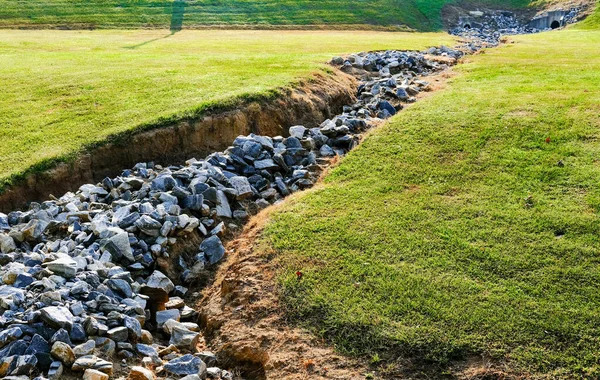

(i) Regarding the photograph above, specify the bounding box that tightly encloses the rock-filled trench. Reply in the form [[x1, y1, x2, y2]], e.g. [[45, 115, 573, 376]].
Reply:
[[0, 38, 484, 380]]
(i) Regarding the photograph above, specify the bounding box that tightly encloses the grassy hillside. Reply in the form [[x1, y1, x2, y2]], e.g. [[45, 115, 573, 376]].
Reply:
[[0, 0, 537, 31], [0, 29, 454, 190], [266, 27, 600, 377]]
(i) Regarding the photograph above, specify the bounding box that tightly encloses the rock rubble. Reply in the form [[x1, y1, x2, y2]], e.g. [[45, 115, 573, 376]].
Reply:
[[0, 45, 466, 379]]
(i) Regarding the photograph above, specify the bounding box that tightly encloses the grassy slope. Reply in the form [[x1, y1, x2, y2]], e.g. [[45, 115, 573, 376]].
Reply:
[[0, 30, 454, 188], [266, 26, 600, 378], [0, 0, 535, 31]]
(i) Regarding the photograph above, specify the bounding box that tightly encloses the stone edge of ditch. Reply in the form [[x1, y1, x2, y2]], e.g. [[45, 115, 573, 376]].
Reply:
[[0, 71, 358, 213]]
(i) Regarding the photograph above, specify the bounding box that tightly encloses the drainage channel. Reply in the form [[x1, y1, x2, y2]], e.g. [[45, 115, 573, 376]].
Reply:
[[0, 38, 486, 380]]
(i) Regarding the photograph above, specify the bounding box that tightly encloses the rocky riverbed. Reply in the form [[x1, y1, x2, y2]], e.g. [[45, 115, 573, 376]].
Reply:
[[0, 41, 476, 379]]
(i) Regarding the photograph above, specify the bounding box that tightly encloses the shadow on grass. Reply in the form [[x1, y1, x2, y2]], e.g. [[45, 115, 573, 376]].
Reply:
[[123, 0, 186, 49]]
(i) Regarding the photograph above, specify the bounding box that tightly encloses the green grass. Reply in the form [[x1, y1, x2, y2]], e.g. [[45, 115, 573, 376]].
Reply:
[[0, 29, 454, 189], [265, 27, 600, 378], [0, 0, 539, 31], [578, 0, 600, 29]]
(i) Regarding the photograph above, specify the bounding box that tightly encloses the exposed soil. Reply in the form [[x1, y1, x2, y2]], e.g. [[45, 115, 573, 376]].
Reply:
[[0, 71, 357, 213], [196, 205, 370, 380], [191, 67, 525, 379]]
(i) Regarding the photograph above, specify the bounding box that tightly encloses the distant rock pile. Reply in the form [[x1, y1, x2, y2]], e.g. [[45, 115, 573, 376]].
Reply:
[[0, 46, 464, 379]]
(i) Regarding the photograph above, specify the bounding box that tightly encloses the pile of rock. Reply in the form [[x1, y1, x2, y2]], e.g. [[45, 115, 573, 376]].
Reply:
[[0, 46, 466, 379], [450, 11, 539, 47]]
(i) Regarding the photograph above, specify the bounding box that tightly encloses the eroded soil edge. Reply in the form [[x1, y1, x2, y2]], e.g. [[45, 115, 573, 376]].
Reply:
[[0, 72, 356, 213]]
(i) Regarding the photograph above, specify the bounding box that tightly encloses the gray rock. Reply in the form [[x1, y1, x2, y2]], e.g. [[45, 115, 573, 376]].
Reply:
[[43, 256, 78, 278], [10, 354, 38, 376], [107, 278, 133, 299], [254, 159, 279, 171], [145, 270, 174, 295], [163, 354, 207, 377], [40, 306, 74, 331], [73, 340, 95, 357], [107, 326, 128, 342], [124, 316, 142, 340], [200, 236, 225, 265], [289, 125, 307, 139], [169, 326, 200, 351], [48, 361, 63, 380], [135, 344, 158, 358], [135, 215, 162, 237], [228, 176, 253, 200], [215, 191, 232, 218], [156, 309, 180, 329], [103, 231, 134, 262]]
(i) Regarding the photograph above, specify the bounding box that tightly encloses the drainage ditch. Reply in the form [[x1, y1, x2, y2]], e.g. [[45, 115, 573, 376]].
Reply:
[[0, 33, 504, 380]]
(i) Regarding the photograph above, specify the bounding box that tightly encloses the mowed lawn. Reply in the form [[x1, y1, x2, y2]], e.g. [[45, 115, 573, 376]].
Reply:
[[265, 27, 600, 377], [0, 30, 454, 188], [0, 0, 538, 31]]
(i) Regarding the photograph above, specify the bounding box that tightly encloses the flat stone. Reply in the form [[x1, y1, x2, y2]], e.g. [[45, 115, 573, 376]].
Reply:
[[163, 354, 206, 377], [107, 278, 133, 298], [124, 316, 142, 340], [135, 344, 159, 358], [107, 326, 129, 342], [40, 306, 74, 331], [43, 257, 78, 278], [74, 340, 95, 357], [254, 159, 279, 171]]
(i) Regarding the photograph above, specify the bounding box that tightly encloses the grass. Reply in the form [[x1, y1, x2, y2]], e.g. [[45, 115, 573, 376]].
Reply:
[[0, 0, 541, 32], [0, 29, 455, 190], [265, 26, 600, 378]]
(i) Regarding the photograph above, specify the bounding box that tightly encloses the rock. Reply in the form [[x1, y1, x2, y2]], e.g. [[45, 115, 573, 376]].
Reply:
[[156, 309, 180, 329], [94, 337, 116, 357], [83, 368, 109, 380], [228, 176, 253, 200], [145, 270, 174, 295], [140, 330, 153, 345], [163, 354, 207, 377], [103, 231, 135, 262], [254, 159, 279, 171], [43, 257, 78, 278], [10, 354, 37, 376], [128, 366, 155, 380], [40, 306, 74, 331], [200, 236, 225, 266], [107, 278, 133, 298], [74, 340, 96, 357], [135, 216, 163, 237], [169, 326, 200, 351], [0, 327, 23, 349], [136, 344, 159, 358], [107, 326, 129, 342], [0, 234, 16, 253], [48, 361, 63, 380], [24, 334, 52, 370], [215, 191, 232, 218], [50, 329, 72, 346], [51, 341, 75, 366], [124, 316, 143, 341], [289, 125, 307, 139]]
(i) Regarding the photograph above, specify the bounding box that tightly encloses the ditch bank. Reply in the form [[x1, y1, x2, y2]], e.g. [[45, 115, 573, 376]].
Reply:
[[0, 45, 464, 380], [0, 72, 357, 213]]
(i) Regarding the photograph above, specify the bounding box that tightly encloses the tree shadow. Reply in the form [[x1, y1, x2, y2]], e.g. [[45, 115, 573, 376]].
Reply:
[[123, 1, 186, 49], [170, 0, 186, 33]]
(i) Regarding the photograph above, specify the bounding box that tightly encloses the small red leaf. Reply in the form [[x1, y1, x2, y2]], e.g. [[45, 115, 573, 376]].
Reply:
[[545, 137, 551, 144], [296, 271, 303, 280]]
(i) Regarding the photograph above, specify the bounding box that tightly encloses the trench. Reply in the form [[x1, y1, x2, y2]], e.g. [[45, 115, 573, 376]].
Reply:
[[0, 42, 466, 380], [0, 72, 357, 213]]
